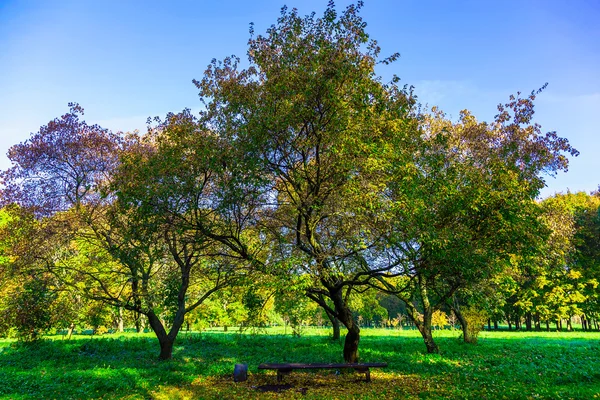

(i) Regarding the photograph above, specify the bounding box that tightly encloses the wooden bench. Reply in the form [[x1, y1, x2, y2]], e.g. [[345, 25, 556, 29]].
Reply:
[[258, 362, 388, 382]]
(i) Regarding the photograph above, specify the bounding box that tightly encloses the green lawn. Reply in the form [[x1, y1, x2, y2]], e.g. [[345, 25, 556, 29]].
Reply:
[[0, 328, 599, 399]]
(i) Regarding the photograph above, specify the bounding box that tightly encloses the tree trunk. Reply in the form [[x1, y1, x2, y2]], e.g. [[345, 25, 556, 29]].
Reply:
[[413, 276, 439, 353], [534, 313, 541, 331], [332, 318, 341, 341], [494, 320, 498, 330], [487, 319, 491, 331], [343, 324, 360, 363], [329, 288, 360, 363], [135, 313, 142, 333], [324, 308, 341, 340], [67, 323, 75, 340], [545, 320, 549, 331], [118, 307, 124, 333], [582, 315, 588, 331], [146, 309, 186, 360], [454, 306, 476, 344], [567, 317, 572, 331], [418, 322, 438, 353], [405, 300, 439, 353], [158, 336, 175, 360], [525, 312, 532, 331]]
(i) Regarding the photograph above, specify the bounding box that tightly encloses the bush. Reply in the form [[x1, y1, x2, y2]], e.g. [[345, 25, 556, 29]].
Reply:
[[460, 306, 488, 344], [432, 310, 449, 330], [4, 276, 57, 342]]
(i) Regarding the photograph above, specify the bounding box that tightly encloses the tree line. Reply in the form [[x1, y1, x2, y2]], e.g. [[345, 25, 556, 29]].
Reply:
[[0, 2, 593, 362]]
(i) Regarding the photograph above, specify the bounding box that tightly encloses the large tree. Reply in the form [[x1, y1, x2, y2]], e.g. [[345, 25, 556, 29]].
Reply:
[[195, 2, 417, 362], [110, 109, 264, 358], [372, 90, 577, 352], [0, 105, 246, 359]]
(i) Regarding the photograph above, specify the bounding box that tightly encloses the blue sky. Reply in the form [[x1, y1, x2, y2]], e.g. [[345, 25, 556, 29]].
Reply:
[[1, 0, 598, 198]]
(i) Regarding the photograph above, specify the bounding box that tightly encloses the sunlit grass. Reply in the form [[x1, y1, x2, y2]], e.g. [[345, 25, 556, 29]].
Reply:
[[1, 327, 599, 399]]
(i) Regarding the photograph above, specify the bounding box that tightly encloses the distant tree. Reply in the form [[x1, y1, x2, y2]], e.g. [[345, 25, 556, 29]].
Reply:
[[566, 191, 600, 329], [1, 274, 56, 341], [455, 306, 488, 342], [350, 289, 388, 328], [190, 287, 247, 331], [275, 281, 318, 337], [431, 310, 449, 330]]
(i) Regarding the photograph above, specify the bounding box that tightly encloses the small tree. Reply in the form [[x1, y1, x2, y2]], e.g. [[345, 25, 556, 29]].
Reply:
[[431, 310, 449, 330], [4, 275, 56, 341], [275, 289, 317, 337], [455, 306, 488, 344], [447, 311, 459, 330]]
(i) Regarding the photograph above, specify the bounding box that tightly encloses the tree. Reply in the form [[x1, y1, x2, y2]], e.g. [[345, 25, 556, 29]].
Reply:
[[529, 191, 600, 330], [565, 191, 600, 329], [431, 310, 449, 330], [373, 91, 577, 352], [0, 273, 56, 341], [110, 109, 266, 358], [496, 191, 600, 332], [195, 2, 416, 362], [190, 287, 247, 331], [0, 105, 247, 359], [0, 103, 120, 216]]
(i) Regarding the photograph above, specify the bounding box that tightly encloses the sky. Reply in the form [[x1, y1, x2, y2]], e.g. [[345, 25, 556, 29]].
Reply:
[[1, 0, 598, 199]]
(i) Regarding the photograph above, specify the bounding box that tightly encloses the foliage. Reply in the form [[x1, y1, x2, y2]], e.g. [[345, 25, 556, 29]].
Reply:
[[1, 275, 57, 341], [191, 288, 247, 331], [374, 91, 577, 352], [275, 286, 318, 337], [431, 310, 449, 330], [195, 0, 418, 362], [0, 103, 121, 216], [459, 306, 488, 343], [497, 190, 600, 331]]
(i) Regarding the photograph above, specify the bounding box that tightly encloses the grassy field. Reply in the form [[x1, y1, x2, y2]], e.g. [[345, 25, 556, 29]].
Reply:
[[1, 328, 599, 399]]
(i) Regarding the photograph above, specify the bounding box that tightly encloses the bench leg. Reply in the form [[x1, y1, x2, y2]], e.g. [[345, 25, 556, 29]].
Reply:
[[276, 369, 292, 382], [365, 368, 371, 382]]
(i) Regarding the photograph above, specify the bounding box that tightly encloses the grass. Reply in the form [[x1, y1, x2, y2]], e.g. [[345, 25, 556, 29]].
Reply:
[[0, 328, 599, 399]]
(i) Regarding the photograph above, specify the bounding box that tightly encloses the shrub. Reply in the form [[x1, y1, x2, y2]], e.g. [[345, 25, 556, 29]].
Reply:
[[5, 276, 57, 342], [432, 310, 449, 330], [460, 306, 488, 344]]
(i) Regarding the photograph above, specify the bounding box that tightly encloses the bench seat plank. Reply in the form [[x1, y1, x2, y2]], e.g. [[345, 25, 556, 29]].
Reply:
[[258, 362, 387, 369], [258, 362, 387, 382]]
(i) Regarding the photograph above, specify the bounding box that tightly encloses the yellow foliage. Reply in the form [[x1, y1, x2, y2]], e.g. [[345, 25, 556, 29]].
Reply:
[[431, 310, 449, 329], [568, 270, 582, 280], [461, 306, 488, 343]]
